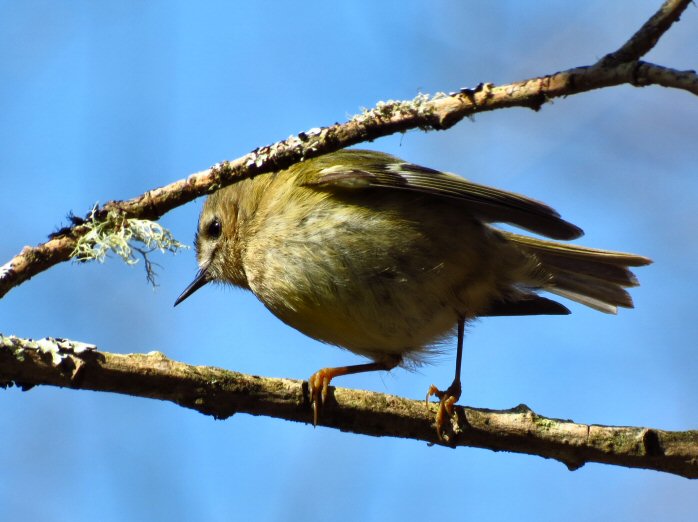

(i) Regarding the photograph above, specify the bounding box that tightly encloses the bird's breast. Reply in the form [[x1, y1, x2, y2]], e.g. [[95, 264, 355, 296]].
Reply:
[[240, 191, 508, 360]]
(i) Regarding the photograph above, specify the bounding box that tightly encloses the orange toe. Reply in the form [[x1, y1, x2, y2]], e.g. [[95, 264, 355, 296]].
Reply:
[[426, 382, 462, 440]]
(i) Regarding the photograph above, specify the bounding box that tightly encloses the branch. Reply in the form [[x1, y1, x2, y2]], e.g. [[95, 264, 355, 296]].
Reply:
[[1, 334, 697, 479], [600, 0, 693, 66], [0, 0, 695, 299]]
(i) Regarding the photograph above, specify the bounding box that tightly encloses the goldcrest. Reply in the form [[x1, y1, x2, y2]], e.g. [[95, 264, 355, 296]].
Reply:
[[175, 149, 650, 435]]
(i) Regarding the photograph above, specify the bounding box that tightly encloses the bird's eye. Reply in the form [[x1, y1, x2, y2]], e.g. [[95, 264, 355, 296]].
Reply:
[[206, 218, 222, 239]]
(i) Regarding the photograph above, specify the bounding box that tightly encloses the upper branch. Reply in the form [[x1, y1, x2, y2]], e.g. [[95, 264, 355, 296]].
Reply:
[[1, 0, 695, 299], [600, 0, 693, 66], [1, 334, 697, 479]]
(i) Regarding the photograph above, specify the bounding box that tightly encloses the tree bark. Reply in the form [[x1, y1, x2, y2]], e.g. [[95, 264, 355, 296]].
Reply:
[[2, 335, 697, 479]]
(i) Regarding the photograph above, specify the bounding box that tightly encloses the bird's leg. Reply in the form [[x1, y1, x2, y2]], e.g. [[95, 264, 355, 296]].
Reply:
[[308, 355, 401, 426], [426, 317, 465, 440]]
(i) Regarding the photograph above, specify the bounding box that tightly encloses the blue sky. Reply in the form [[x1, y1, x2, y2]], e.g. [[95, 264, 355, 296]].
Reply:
[[1, 1, 697, 520]]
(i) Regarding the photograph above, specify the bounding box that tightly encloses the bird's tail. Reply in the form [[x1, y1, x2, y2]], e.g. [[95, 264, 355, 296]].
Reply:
[[503, 231, 652, 314]]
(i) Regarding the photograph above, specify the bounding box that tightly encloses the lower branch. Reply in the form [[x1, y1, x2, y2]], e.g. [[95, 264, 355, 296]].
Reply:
[[1, 334, 696, 478]]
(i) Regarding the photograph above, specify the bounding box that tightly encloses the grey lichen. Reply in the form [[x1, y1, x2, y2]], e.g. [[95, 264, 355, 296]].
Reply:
[[0, 260, 14, 281], [0, 335, 96, 366], [352, 92, 449, 131], [35, 338, 68, 365], [71, 208, 188, 285]]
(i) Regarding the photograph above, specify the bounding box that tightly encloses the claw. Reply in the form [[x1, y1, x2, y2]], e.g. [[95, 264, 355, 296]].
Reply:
[[308, 369, 332, 426], [306, 359, 400, 426], [425, 381, 462, 440]]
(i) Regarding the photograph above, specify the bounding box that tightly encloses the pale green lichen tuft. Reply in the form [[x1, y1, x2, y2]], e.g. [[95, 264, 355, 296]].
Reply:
[[72, 208, 188, 286], [534, 417, 557, 432]]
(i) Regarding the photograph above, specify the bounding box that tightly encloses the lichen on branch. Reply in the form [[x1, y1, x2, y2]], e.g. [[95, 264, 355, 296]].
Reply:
[[71, 207, 188, 284]]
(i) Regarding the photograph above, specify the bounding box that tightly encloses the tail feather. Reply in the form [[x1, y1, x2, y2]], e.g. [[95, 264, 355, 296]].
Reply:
[[545, 271, 633, 313], [504, 232, 651, 266], [502, 231, 652, 314], [546, 288, 618, 314], [532, 252, 640, 286]]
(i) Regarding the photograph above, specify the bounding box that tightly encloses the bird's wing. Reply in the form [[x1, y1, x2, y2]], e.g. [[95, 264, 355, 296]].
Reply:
[[303, 150, 583, 240], [480, 295, 571, 317]]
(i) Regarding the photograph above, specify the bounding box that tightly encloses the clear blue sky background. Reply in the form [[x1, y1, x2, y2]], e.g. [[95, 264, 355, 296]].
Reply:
[[1, 1, 697, 520]]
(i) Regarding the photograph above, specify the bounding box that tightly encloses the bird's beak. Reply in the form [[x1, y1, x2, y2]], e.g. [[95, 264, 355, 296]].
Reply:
[[174, 268, 210, 306]]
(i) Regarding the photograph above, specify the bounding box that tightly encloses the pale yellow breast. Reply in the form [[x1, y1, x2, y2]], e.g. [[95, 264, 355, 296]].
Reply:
[[240, 179, 524, 362]]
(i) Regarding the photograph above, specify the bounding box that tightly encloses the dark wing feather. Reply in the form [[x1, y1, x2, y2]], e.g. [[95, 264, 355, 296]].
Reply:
[[481, 295, 571, 317], [304, 150, 582, 240]]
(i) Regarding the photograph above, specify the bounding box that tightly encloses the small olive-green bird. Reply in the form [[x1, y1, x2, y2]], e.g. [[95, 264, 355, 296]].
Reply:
[[175, 149, 651, 435]]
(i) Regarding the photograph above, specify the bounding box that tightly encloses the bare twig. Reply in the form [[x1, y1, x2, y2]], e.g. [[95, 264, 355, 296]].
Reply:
[[599, 0, 693, 66], [1, 334, 697, 479], [0, 1, 695, 299], [639, 62, 698, 94]]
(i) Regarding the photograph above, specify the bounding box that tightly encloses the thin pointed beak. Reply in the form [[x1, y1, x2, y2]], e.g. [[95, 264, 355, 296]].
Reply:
[[174, 268, 210, 306]]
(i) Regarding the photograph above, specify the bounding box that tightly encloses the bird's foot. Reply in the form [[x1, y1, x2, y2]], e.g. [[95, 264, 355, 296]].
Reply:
[[307, 359, 401, 426], [426, 380, 462, 440], [308, 367, 337, 426]]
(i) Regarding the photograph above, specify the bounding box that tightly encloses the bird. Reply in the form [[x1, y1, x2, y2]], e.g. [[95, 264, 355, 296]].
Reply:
[[175, 149, 651, 437]]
